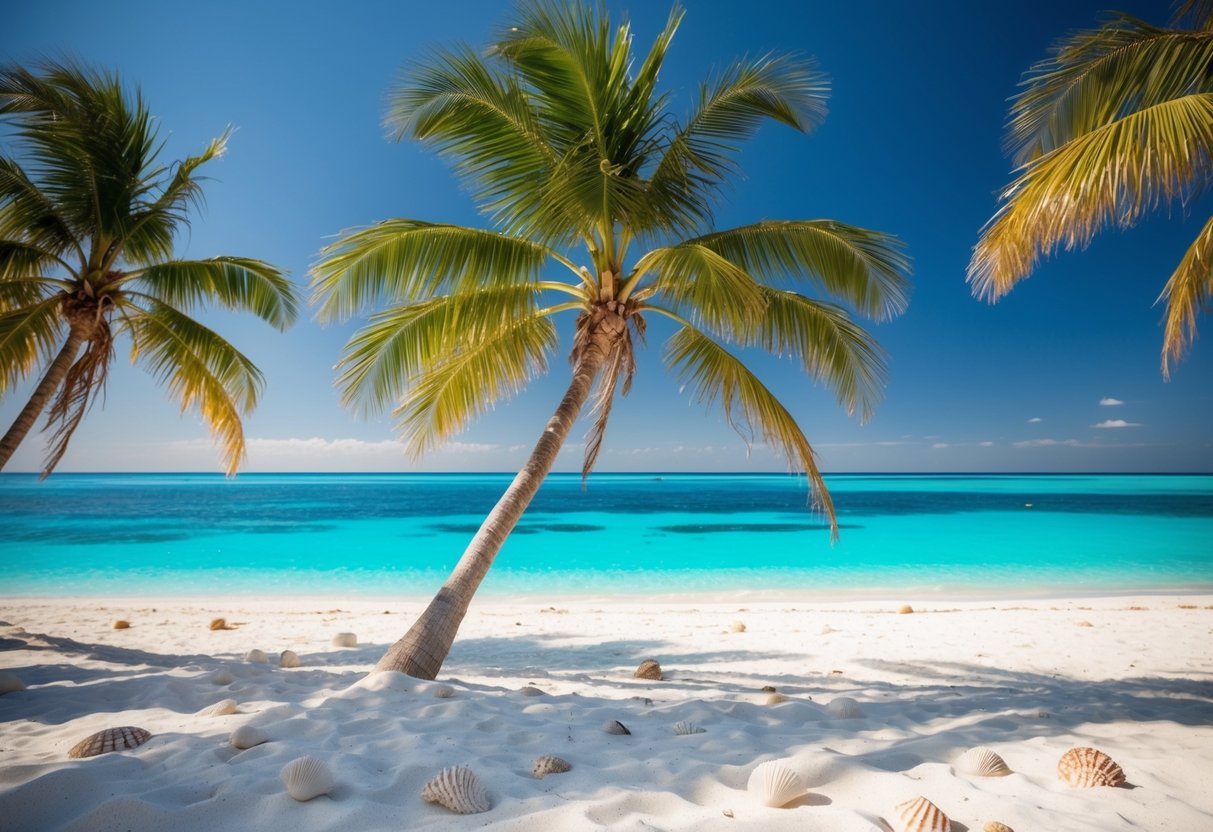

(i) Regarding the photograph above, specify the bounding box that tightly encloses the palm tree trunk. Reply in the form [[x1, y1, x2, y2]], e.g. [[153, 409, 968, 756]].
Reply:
[[0, 325, 88, 471], [374, 311, 624, 678]]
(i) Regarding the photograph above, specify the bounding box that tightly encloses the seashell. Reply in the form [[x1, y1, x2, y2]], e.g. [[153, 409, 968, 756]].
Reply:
[[421, 765, 490, 814], [0, 671, 26, 694], [893, 796, 951, 832], [209, 617, 230, 630], [956, 746, 1011, 777], [827, 697, 864, 718], [765, 692, 790, 705], [280, 756, 335, 801], [1057, 746, 1125, 788], [673, 721, 705, 735], [532, 755, 572, 779], [731, 620, 746, 632], [634, 659, 662, 680], [746, 760, 805, 808], [603, 720, 631, 735], [898, 604, 914, 614], [983, 823, 1014, 832], [432, 685, 455, 698], [68, 726, 151, 759], [198, 698, 237, 717], [519, 685, 545, 696], [229, 724, 268, 749], [111, 619, 130, 629], [332, 632, 357, 648], [245, 649, 268, 664], [279, 650, 300, 668], [211, 669, 234, 685]]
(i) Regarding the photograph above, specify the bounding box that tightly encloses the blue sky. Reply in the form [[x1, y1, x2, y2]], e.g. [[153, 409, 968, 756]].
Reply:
[[2, 0, 1210, 474]]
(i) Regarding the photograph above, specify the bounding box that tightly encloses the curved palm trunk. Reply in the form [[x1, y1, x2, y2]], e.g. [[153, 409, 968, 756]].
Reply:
[[374, 311, 624, 678], [0, 325, 88, 471]]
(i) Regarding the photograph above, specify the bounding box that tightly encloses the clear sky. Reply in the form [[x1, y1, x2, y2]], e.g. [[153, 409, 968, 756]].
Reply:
[[2, 0, 1210, 474]]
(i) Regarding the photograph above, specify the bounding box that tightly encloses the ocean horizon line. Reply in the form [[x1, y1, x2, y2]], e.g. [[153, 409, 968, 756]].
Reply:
[[2, 470, 1211, 477]]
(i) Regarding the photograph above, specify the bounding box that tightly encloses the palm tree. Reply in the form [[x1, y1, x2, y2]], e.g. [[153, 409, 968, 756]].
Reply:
[[312, 2, 910, 679], [0, 62, 299, 475], [968, 1, 1213, 377]]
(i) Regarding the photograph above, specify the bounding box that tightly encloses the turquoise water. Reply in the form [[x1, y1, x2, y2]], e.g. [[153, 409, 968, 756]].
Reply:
[[0, 473, 1210, 597]]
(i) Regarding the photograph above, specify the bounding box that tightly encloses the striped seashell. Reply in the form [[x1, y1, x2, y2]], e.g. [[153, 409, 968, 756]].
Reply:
[[634, 659, 662, 680], [0, 671, 25, 694], [765, 692, 790, 705], [331, 632, 357, 648], [603, 720, 631, 735], [673, 720, 706, 735], [229, 724, 269, 749], [983, 822, 1014, 832], [279, 650, 300, 668], [1057, 746, 1125, 788], [245, 649, 268, 664], [198, 698, 237, 717], [432, 685, 455, 698], [68, 726, 151, 759], [519, 685, 545, 696], [893, 796, 951, 832], [827, 697, 864, 719], [956, 746, 1011, 777], [280, 756, 335, 801], [731, 620, 747, 632], [532, 755, 572, 779], [421, 765, 490, 814], [111, 619, 130, 629], [747, 760, 804, 807]]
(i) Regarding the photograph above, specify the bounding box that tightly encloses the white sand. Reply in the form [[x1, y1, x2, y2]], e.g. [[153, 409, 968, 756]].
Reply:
[[2, 593, 1212, 831]]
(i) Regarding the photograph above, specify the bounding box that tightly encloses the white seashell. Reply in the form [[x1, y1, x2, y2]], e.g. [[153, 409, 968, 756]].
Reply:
[[603, 719, 631, 735], [421, 765, 490, 814], [280, 756, 335, 801], [198, 698, 238, 717], [532, 755, 572, 779], [673, 721, 706, 735], [332, 632, 357, 648], [432, 685, 455, 698], [634, 659, 662, 680], [747, 760, 805, 808], [68, 726, 151, 759], [519, 685, 545, 696], [211, 669, 234, 685], [730, 620, 746, 632], [0, 671, 25, 694], [279, 650, 300, 668], [229, 724, 268, 749], [956, 746, 1011, 777], [827, 697, 864, 718], [893, 796, 951, 832], [245, 649, 268, 664], [1057, 746, 1125, 788]]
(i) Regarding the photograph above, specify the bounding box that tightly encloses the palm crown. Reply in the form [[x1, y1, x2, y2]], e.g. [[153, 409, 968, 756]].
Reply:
[[0, 62, 299, 475]]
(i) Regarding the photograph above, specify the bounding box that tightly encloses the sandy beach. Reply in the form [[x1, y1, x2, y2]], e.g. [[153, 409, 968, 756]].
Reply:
[[2, 593, 1212, 830]]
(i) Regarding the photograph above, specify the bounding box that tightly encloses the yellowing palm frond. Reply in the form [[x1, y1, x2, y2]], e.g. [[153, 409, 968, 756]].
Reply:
[[635, 243, 767, 332], [0, 295, 62, 394], [131, 257, 298, 330], [1160, 212, 1213, 377]]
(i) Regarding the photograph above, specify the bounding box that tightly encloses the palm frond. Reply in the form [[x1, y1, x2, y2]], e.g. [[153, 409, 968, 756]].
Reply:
[[970, 93, 1213, 301], [664, 324, 836, 536], [1171, 0, 1213, 32], [634, 243, 768, 332], [131, 257, 298, 330], [1160, 212, 1213, 377], [0, 239, 66, 285], [0, 295, 63, 394], [0, 157, 81, 260]]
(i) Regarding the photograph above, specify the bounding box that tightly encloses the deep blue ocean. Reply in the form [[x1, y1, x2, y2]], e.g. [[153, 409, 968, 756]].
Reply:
[[0, 473, 1210, 597]]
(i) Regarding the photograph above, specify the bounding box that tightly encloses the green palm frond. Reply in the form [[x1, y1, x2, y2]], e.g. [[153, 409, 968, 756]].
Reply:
[[1160, 212, 1213, 377], [664, 324, 835, 535], [396, 312, 558, 455], [124, 298, 264, 476], [130, 257, 297, 330], [0, 239, 64, 282], [634, 243, 767, 331], [0, 295, 63, 394], [1171, 0, 1213, 31], [311, 220, 564, 321], [0, 157, 81, 260], [970, 93, 1213, 301]]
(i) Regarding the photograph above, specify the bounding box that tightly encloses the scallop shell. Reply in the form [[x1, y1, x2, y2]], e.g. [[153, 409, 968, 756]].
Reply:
[[519, 685, 545, 696], [827, 697, 864, 719], [634, 659, 662, 680], [245, 649, 268, 664], [893, 796, 951, 832], [111, 619, 130, 629], [730, 620, 747, 632], [673, 721, 706, 735], [983, 823, 1014, 832], [956, 746, 1011, 777], [1057, 746, 1125, 788], [280, 756, 335, 801], [0, 671, 25, 694], [603, 720, 631, 735], [198, 698, 238, 717], [229, 724, 269, 749], [421, 765, 490, 814], [746, 760, 805, 808], [68, 726, 151, 759], [279, 650, 300, 668], [209, 617, 229, 631], [532, 755, 572, 779], [765, 692, 790, 705], [332, 632, 357, 648], [432, 685, 455, 698]]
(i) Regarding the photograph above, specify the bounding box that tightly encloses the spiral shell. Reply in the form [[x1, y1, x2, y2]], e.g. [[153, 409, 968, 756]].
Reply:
[[198, 698, 237, 717], [331, 632, 357, 648], [0, 671, 25, 694], [209, 617, 229, 630], [68, 726, 151, 759], [603, 719, 631, 735], [634, 659, 662, 680], [673, 720, 706, 735], [229, 724, 268, 749], [245, 649, 268, 664], [893, 796, 951, 832], [827, 697, 864, 719], [280, 756, 335, 801], [746, 760, 804, 808], [1057, 747, 1125, 788], [532, 755, 572, 779], [955, 746, 1011, 777], [111, 619, 130, 629], [421, 766, 490, 814], [279, 650, 300, 668]]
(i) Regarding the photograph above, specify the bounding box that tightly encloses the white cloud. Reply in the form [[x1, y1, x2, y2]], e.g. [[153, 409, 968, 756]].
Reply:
[[931, 442, 950, 449], [1013, 438, 1084, 448], [1027, 417, 1043, 423], [979, 441, 994, 447], [1099, 397, 1125, 406], [1092, 419, 1140, 429]]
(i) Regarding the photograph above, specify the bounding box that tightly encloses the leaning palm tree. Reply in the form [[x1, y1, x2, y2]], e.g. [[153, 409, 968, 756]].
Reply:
[[968, 1, 1213, 377], [0, 62, 299, 475], [312, 2, 910, 679]]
